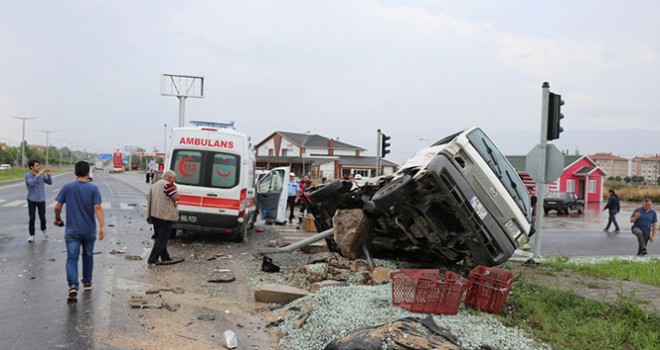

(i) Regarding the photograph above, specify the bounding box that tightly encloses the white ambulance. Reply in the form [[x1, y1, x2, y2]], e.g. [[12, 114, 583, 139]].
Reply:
[[165, 121, 257, 242]]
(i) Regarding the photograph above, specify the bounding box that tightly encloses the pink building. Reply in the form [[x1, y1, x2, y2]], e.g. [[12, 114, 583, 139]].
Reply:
[[508, 155, 606, 203]]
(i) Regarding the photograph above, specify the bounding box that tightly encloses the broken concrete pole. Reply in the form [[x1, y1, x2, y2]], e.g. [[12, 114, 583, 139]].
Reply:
[[332, 209, 373, 259], [254, 283, 310, 304]]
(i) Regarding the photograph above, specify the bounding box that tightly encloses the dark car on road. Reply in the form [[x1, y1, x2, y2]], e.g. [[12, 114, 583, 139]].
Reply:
[[543, 191, 584, 215]]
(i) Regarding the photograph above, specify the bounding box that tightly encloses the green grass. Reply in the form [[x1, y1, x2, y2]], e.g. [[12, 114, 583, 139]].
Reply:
[[545, 258, 660, 287], [501, 279, 660, 350], [0, 166, 72, 181], [0, 168, 27, 181]]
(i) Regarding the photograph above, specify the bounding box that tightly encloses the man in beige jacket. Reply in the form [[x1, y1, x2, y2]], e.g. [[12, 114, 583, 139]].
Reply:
[[146, 170, 180, 265]]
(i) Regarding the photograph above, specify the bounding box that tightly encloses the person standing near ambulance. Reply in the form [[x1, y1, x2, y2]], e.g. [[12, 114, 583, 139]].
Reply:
[[146, 170, 180, 265], [287, 173, 300, 224]]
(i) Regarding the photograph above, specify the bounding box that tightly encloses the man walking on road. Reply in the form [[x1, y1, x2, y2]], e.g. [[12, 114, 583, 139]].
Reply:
[[603, 189, 620, 232], [54, 161, 105, 301], [146, 170, 180, 265], [24, 159, 52, 242], [630, 198, 657, 256]]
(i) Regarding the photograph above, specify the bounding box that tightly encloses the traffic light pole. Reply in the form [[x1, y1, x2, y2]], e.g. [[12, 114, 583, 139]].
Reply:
[[376, 129, 382, 177], [533, 82, 551, 259]]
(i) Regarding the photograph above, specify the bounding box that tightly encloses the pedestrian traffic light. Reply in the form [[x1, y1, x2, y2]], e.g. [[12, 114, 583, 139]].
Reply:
[[380, 133, 391, 157], [547, 92, 564, 141]]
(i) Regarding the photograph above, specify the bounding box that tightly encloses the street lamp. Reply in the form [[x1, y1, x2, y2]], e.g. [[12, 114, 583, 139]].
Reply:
[[12, 115, 37, 167], [39, 130, 56, 167], [418, 138, 431, 146]]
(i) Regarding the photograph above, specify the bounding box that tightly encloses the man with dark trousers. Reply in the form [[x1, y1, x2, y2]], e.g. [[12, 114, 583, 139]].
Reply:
[[24, 159, 52, 242], [603, 189, 620, 232], [146, 170, 180, 265], [287, 172, 300, 224]]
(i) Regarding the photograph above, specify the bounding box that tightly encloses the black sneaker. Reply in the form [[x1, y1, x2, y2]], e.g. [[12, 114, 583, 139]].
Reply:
[[68, 287, 78, 297], [83, 283, 93, 291]]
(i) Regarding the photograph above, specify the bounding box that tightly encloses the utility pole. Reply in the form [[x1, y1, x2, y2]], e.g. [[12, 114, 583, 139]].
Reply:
[[39, 130, 56, 167], [12, 116, 37, 167]]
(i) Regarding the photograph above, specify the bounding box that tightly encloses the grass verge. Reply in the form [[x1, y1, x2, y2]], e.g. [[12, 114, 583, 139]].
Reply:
[[545, 258, 660, 287], [501, 278, 660, 350]]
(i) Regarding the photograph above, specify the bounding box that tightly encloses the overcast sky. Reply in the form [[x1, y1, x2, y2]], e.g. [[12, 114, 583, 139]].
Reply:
[[1, 1, 659, 164]]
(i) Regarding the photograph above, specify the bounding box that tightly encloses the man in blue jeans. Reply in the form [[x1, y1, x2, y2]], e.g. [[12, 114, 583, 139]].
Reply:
[[54, 161, 105, 301], [630, 198, 657, 256], [24, 159, 52, 242]]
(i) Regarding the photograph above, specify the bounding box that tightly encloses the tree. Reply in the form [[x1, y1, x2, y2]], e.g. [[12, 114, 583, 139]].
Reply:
[[607, 176, 615, 181], [615, 176, 622, 182]]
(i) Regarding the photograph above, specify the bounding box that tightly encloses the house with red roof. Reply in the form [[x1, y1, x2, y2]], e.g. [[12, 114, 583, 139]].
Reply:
[[254, 131, 398, 180], [507, 154, 606, 203]]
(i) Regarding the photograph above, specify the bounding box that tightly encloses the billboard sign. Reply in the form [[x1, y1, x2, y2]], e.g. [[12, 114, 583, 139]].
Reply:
[[113, 152, 123, 169]]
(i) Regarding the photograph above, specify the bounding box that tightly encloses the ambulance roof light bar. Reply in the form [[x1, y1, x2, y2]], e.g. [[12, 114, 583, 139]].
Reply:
[[189, 120, 235, 130]]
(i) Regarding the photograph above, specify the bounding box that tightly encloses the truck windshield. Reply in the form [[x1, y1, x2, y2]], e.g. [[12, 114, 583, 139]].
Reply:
[[466, 128, 530, 216]]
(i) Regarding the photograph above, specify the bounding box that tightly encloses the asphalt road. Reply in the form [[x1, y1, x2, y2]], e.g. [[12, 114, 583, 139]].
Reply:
[[532, 201, 659, 258], [0, 170, 152, 350], [0, 171, 657, 349]]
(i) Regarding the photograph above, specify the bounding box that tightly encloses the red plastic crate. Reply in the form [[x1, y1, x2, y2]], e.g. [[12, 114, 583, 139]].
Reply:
[[465, 266, 516, 314], [391, 269, 439, 307], [391, 270, 467, 315]]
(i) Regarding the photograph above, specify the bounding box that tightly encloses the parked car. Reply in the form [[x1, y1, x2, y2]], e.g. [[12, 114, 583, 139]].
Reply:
[[0, 164, 11, 170], [543, 191, 584, 215], [297, 127, 532, 268]]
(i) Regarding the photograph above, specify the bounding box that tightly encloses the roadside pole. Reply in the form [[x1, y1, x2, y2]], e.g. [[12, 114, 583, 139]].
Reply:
[[376, 129, 382, 177], [533, 82, 551, 258]]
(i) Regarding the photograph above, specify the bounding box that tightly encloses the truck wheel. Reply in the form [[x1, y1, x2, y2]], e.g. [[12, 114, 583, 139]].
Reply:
[[372, 175, 414, 211], [309, 180, 344, 202]]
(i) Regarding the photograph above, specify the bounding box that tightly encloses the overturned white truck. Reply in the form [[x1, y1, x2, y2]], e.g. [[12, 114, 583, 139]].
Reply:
[[255, 127, 533, 267]]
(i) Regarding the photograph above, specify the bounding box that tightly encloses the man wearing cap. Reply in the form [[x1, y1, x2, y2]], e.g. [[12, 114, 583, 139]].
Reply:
[[287, 173, 300, 224]]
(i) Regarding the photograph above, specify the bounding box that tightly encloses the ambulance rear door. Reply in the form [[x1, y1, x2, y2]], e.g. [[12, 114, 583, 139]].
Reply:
[[256, 166, 289, 224]]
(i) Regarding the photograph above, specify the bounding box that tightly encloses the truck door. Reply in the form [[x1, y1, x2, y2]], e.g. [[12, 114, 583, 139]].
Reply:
[[256, 166, 289, 224]]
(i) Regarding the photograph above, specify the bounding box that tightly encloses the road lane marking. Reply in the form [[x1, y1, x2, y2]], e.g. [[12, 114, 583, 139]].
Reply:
[[119, 203, 134, 210], [102, 202, 111, 210], [4, 200, 25, 207]]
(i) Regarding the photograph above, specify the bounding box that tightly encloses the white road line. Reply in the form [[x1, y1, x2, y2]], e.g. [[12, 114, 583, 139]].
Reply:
[[101, 202, 111, 210], [4, 200, 25, 207], [119, 203, 134, 210], [0, 199, 5, 204]]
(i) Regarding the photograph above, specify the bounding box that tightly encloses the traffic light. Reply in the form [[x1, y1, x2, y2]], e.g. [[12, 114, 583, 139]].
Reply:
[[547, 92, 564, 140], [380, 133, 391, 157]]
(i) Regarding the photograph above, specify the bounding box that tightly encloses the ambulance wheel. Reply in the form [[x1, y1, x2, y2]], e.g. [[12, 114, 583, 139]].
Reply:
[[234, 221, 249, 243]]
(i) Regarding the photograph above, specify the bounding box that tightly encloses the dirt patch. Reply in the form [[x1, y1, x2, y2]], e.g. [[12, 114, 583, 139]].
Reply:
[[96, 228, 309, 350]]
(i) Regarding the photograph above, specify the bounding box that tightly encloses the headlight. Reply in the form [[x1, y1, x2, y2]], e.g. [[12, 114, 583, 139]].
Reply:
[[504, 219, 522, 239]]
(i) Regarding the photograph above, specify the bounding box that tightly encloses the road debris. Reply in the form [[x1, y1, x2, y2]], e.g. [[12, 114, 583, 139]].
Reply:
[[197, 313, 216, 321]]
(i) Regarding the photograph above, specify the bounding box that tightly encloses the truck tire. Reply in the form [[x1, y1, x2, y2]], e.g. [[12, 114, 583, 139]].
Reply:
[[372, 175, 414, 211], [309, 180, 344, 202]]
